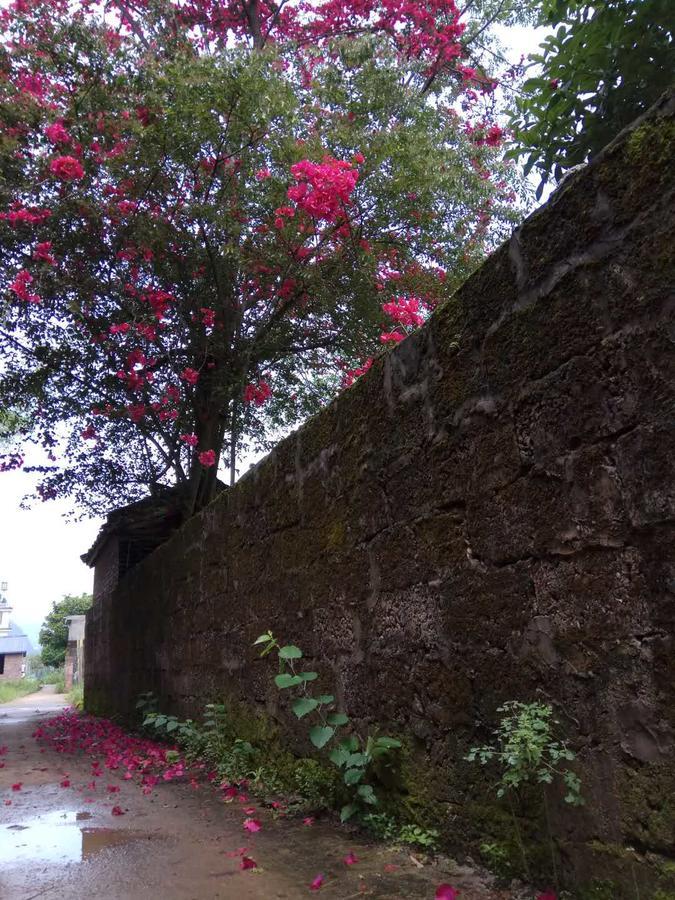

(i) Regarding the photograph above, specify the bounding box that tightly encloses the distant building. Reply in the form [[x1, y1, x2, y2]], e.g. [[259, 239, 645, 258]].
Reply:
[[64, 615, 86, 690], [0, 586, 33, 680]]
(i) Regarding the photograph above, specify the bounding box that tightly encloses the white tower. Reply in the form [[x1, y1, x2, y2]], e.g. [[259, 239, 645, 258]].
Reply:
[[0, 581, 11, 635]]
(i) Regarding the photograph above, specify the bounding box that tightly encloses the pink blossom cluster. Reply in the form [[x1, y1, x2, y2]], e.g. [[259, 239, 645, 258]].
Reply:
[[243, 380, 272, 406], [340, 357, 373, 388], [9, 269, 41, 303], [0, 205, 51, 226], [49, 155, 85, 181], [381, 295, 425, 328], [287, 156, 359, 223]]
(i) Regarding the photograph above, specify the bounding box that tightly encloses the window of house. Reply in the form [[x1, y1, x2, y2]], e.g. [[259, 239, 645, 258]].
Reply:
[[0, 655, 5, 675]]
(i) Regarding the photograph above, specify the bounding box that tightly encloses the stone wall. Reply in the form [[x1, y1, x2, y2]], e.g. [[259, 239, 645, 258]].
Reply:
[[86, 95, 675, 895]]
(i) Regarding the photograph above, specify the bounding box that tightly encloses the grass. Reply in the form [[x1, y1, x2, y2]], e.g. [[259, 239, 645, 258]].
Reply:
[[0, 677, 40, 704], [67, 684, 84, 709]]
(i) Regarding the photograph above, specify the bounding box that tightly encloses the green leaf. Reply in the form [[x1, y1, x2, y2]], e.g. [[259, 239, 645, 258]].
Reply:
[[279, 645, 303, 659], [317, 694, 335, 705], [298, 671, 318, 682], [344, 767, 365, 785], [309, 725, 335, 749], [326, 712, 349, 726], [357, 784, 377, 805], [166, 720, 178, 732], [329, 746, 351, 767], [340, 803, 358, 822], [374, 737, 401, 749], [274, 673, 303, 689], [292, 697, 319, 719], [253, 632, 273, 645], [347, 752, 367, 768]]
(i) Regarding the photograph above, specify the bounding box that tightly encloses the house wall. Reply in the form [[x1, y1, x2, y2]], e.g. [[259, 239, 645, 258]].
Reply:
[[85, 95, 675, 895], [0, 653, 25, 680]]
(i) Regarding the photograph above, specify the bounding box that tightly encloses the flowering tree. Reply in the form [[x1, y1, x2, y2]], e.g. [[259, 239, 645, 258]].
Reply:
[[0, 0, 523, 516]]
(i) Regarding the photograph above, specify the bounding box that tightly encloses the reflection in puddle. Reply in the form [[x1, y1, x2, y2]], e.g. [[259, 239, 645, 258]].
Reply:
[[1, 810, 146, 867]]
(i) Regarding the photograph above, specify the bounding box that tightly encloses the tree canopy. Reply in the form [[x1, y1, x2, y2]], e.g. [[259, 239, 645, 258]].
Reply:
[[511, 0, 675, 188], [0, 0, 527, 516], [39, 592, 92, 668]]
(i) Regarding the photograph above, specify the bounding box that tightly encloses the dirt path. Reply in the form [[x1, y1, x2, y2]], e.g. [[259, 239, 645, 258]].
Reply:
[[0, 689, 522, 900]]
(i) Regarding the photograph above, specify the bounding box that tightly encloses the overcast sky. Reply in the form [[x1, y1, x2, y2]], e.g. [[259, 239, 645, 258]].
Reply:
[[0, 23, 548, 648]]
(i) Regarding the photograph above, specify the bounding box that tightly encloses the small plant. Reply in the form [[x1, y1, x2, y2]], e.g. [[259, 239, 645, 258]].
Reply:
[[135, 692, 159, 716], [142, 711, 200, 747], [466, 701, 583, 806], [397, 823, 440, 849], [480, 841, 518, 879], [360, 812, 439, 849], [467, 701, 583, 885], [255, 630, 401, 821]]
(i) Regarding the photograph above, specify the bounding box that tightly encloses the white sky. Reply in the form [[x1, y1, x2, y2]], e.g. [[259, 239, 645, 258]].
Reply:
[[0, 23, 548, 648]]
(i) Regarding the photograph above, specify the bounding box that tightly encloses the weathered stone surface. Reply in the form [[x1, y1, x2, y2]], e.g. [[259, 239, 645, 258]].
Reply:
[[86, 94, 675, 895]]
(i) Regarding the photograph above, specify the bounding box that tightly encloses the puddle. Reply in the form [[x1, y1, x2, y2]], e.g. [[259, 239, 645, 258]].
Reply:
[[1, 810, 148, 867]]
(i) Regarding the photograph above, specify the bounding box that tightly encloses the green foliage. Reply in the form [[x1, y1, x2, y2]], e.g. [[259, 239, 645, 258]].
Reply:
[[467, 701, 583, 805], [142, 711, 201, 747], [256, 630, 401, 822], [0, 678, 39, 704], [42, 668, 66, 693], [511, 0, 675, 189], [67, 684, 84, 709], [39, 594, 92, 668], [361, 812, 439, 849], [479, 841, 520, 879]]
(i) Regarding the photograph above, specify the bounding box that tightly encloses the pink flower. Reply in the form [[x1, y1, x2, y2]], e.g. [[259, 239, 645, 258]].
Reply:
[[49, 155, 84, 181], [435, 887, 458, 900], [9, 269, 41, 303], [81, 425, 96, 440], [180, 367, 200, 384], [60, 779, 71, 787], [353, 152, 365, 164], [33, 241, 56, 265], [111, 805, 124, 816], [310, 874, 324, 891], [180, 433, 199, 447], [11, 782, 22, 791], [382, 295, 425, 328], [107, 784, 120, 793], [379, 330, 405, 344], [243, 818, 261, 833], [255, 168, 271, 180], [45, 121, 71, 144], [200, 307, 216, 327], [198, 449, 216, 467], [242, 380, 272, 406], [302, 816, 315, 826], [240, 856, 257, 870], [343, 851, 358, 865]]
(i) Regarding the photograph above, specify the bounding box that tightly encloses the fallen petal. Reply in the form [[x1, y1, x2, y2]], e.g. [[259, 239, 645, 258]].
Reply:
[[310, 874, 324, 891], [435, 886, 458, 900]]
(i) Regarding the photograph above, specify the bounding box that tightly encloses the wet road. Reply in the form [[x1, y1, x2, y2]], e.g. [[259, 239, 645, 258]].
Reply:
[[0, 688, 519, 899]]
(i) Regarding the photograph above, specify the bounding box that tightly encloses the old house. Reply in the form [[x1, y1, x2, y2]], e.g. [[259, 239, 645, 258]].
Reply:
[[0, 587, 33, 680]]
